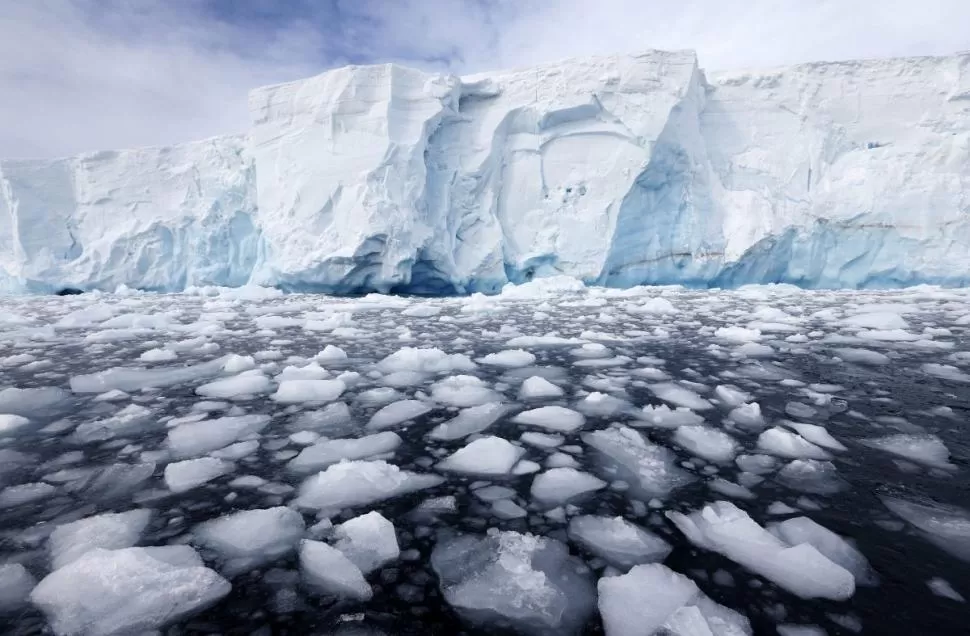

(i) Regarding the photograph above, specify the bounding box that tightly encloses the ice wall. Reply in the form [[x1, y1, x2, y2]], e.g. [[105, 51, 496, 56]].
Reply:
[[1, 50, 968, 294], [0, 136, 257, 293]]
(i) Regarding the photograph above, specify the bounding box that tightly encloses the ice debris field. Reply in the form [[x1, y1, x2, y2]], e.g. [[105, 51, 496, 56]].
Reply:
[[0, 278, 969, 635]]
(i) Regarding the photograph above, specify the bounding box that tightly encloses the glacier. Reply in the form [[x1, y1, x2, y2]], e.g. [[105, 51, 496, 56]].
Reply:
[[1, 50, 968, 294]]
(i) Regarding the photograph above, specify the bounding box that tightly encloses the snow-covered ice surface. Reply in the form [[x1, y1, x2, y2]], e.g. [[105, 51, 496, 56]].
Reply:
[[0, 283, 969, 633]]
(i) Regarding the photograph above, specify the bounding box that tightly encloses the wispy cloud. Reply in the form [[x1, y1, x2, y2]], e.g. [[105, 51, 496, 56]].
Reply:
[[3, 0, 968, 158]]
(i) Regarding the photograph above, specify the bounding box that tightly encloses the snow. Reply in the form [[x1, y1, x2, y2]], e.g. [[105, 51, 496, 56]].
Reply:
[[300, 540, 372, 601], [294, 460, 444, 511], [431, 530, 595, 635], [598, 564, 751, 636], [512, 406, 586, 433], [530, 467, 606, 505], [164, 457, 234, 493], [6, 51, 970, 293], [49, 509, 153, 569], [30, 546, 230, 636], [668, 501, 856, 600], [437, 436, 525, 476], [193, 507, 305, 575], [567, 515, 671, 569], [332, 511, 400, 574]]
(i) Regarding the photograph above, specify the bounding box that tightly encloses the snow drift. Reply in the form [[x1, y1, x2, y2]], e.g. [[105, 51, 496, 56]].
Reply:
[[2, 50, 968, 294]]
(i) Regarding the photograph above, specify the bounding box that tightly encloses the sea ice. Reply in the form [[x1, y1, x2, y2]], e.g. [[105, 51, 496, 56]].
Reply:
[[299, 539, 372, 601], [333, 511, 400, 574], [428, 403, 509, 441], [367, 399, 433, 430], [437, 436, 525, 476], [164, 457, 234, 493], [673, 426, 739, 463], [49, 509, 153, 569], [530, 467, 606, 505], [512, 406, 586, 433], [194, 507, 305, 575], [288, 432, 402, 473], [294, 460, 444, 511], [567, 515, 671, 569]]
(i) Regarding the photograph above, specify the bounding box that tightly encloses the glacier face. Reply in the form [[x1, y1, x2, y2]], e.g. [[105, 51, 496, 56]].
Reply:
[[1, 50, 968, 294]]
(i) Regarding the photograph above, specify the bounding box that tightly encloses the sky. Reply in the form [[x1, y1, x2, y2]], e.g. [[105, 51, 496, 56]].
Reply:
[[3, 0, 969, 159]]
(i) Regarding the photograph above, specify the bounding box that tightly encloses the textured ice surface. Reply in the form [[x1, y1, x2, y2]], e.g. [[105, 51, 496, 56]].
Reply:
[[167, 413, 271, 457], [7, 51, 970, 293], [0, 564, 35, 613], [673, 426, 739, 463], [437, 436, 525, 476], [164, 457, 234, 493], [49, 509, 153, 569], [193, 506, 305, 575], [428, 403, 509, 440], [333, 511, 400, 574], [530, 468, 606, 506], [598, 564, 751, 636], [287, 431, 402, 473], [568, 516, 671, 570], [300, 539, 372, 601], [431, 530, 596, 635], [513, 406, 586, 433], [668, 502, 856, 600], [583, 426, 693, 498], [295, 460, 444, 511], [881, 496, 970, 562], [30, 546, 230, 636]]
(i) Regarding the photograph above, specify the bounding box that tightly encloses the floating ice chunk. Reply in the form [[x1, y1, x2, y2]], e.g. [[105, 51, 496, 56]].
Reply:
[[709, 478, 756, 500], [785, 402, 817, 420], [833, 347, 890, 365], [785, 422, 847, 452], [333, 511, 400, 574], [842, 312, 908, 330], [0, 386, 69, 415], [431, 375, 502, 407], [492, 499, 528, 519], [0, 413, 30, 436], [431, 530, 595, 635], [521, 431, 565, 448], [437, 437, 525, 476], [861, 434, 954, 469], [927, 577, 965, 602], [401, 303, 442, 317], [300, 539, 372, 601], [479, 349, 537, 368], [49, 509, 153, 569], [211, 440, 259, 460], [636, 405, 705, 429], [291, 402, 352, 433], [648, 383, 713, 411], [880, 496, 970, 562], [72, 403, 154, 443], [0, 563, 35, 613], [271, 379, 345, 404], [70, 356, 231, 393], [920, 364, 970, 383], [30, 546, 229, 636], [167, 414, 271, 458], [294, 460, 444, 511], [576, 392, 633, 417], [377, 347, 476, 374], [758, 428, 832, 460], [777, 625, 827, 636], [513, 406, 586, 433], [367, 399, 433, 430], [568, 515, 671, 569], [428, 403, 509, 441], [164, 457, 234, 493], [727, 403, 765, 430], [668, 501, 855, 600], [506, 334, 587, 348], [769, 517, 876, 585], [0, 482, 56, 508], [356, 387, 403, 406], [597, 563, 751, 636], [714, 385, 752, 408], [583, 426, 693, 499], [94, 389, 130, 402], [194, 507, 305, 575], [519, 376, 566, 400], [531, 468, 606, 505], [139, 348, 177, 362], [673, 426, 739, 463], [315, 345, 348, 362], [776, 460, 845, 495], [276, 362, 330, 381], [714, 326, 762, 343], [571, 343, 611, 359], [288, 432, 402, 473]]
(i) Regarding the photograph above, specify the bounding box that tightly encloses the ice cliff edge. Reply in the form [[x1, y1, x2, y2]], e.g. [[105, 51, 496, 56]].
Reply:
[[2, 49, 969, 294]]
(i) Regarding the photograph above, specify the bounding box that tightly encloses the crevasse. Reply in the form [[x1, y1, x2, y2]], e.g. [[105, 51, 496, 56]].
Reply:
[[1, 50, 968, 294]]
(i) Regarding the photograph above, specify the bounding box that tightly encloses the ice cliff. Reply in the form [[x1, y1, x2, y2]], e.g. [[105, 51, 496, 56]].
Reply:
[[2, 50, 968, 294]]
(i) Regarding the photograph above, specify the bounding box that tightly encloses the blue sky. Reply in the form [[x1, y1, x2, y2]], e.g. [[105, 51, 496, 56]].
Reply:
[[3, 0, 969, 158]]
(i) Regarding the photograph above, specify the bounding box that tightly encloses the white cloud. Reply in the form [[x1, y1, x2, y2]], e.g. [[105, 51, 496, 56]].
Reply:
[[3, 0, 968, 158]]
